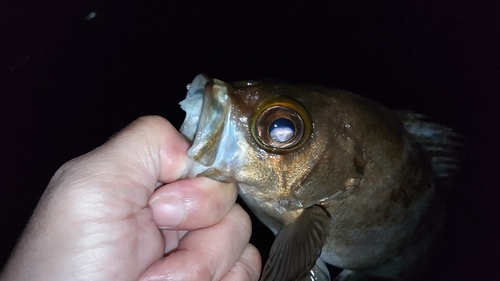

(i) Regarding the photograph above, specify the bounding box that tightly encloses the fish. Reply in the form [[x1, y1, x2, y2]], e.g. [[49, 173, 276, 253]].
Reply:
[[178, 74, 458, 281]]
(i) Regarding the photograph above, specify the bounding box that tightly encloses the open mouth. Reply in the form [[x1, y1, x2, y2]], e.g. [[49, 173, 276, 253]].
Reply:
[[179, 74, 242, 182], [179, 74, 212, 142]]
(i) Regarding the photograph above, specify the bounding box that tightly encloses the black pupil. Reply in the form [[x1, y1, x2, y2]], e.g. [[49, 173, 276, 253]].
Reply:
[[268, 118, 295, 142]]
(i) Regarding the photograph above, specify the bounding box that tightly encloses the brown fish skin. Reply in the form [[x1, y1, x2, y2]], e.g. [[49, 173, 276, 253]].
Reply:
[[180, 76, 447, 280]]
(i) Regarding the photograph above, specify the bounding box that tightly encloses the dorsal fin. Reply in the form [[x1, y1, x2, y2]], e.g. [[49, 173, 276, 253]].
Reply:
[[396, 111, 461, 183]]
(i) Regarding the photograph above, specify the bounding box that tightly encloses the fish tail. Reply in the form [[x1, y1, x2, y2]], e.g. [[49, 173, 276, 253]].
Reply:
[[396, 111, 462, 184]]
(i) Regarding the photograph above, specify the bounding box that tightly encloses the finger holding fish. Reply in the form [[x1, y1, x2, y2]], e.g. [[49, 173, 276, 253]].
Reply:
[[149, 177, 238, 230], [139, 204, 260, 281]]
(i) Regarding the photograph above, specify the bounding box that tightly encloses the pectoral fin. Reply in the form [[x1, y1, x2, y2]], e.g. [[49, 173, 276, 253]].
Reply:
[[259, 205, 331, 281]]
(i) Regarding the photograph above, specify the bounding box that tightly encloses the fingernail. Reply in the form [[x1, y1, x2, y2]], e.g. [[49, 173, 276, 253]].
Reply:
[[149, 196, 185, 229]]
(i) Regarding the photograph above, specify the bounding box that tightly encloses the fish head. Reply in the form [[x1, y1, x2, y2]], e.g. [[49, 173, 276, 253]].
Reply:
[[180, 74, 358, 214]]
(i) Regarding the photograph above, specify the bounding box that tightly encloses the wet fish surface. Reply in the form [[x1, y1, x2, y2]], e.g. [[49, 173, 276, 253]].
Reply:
[[179, 74, 458, 281]]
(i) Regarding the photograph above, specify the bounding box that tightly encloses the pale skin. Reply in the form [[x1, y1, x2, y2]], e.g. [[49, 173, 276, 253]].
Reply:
[[0, 116, 261, 281]]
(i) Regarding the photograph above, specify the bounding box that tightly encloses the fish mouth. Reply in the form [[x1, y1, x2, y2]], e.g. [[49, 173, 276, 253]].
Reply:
[[179, 74, 242, 179], [179, 74, 210, 142], [179, 74, 221, 167]]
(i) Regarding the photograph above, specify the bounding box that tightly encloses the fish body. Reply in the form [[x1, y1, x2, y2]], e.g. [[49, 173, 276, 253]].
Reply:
[[179, 75, 455, 281]]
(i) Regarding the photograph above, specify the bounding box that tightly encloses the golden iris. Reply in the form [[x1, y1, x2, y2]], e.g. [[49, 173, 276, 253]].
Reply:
[[251, 97, 312, 153]]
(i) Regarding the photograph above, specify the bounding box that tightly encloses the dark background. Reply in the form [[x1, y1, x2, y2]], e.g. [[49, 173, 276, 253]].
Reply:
[[1, 1, 499, 280]]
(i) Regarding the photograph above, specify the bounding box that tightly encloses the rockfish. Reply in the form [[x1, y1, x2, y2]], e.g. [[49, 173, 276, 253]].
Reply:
[[179, 74, 457, 281]]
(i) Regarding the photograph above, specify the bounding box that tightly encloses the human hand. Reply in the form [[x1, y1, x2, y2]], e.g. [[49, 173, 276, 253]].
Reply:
[[1, 116, 261, 281]]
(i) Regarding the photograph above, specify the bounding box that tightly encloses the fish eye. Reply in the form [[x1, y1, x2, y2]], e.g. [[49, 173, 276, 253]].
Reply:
[[251, 98, 312, 153], [269, 118, 295, 143]]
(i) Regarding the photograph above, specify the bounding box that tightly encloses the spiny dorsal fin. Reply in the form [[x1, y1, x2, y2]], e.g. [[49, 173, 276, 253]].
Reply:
[[396, 111, 462, 182]]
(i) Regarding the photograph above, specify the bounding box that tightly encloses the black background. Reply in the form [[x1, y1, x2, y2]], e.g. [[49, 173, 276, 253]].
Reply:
[[1, 1, 499, 280]]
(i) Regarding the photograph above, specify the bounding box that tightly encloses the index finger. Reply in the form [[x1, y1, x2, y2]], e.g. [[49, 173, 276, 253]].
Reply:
[[98, 115, 193, 189]]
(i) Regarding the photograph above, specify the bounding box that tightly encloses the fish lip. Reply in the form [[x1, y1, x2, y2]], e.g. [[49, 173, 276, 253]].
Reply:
[[179, 74, 217, 148], [195, 81, 215, 145], [179, 74, 218, 173], [179, 74, 212, 141], [180, 74, 240, 177], [186, 78, 231, 167]]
